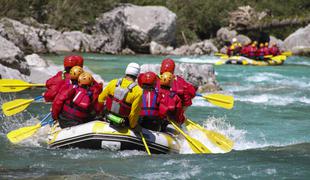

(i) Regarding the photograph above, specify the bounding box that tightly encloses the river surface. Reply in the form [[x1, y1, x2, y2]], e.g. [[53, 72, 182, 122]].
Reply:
[[1, 54, 309, 179]]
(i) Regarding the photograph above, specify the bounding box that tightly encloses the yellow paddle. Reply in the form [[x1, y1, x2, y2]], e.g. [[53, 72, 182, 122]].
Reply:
[[7, 112, 51, 144], [282, 51, 292, 56], [184, 119, 234, 153], [0, 79, 45, 92], [2, 96, 43, 116], [196, 93, 234, 110], [214, 60, 227, 66], [167, 118, 211, 154], [214, 52, 226, 56], [140, 132, 151, 156]]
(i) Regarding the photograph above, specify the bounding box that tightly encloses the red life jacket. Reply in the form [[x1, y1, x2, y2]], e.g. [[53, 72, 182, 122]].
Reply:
[[171, 76, 196, 107], [263, 47, 270, 55], [248, 46, 257, 58], [241, 45, 249, 56], [226, 46, 234, 56], [269, 46, 280, 56], [44, 71, 71, 102], [105, 78, 137, 118], [60, 87, 92, 123], [140, 88, 160, 118], [157, 87, 185, 124], [256, 47, 265, 57]]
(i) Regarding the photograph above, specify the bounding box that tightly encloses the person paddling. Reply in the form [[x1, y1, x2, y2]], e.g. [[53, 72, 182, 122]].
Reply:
[[269, 42, 280, 56], [256, 43, 265, 61], [52, 72, 95, 128], [247, 42, 257, 59], [157, 72, 185, 125], [138, 71, 165, 131], [43, 55, 84, 102], [159, 58, 196, 111], [98, 63, 143, 130]]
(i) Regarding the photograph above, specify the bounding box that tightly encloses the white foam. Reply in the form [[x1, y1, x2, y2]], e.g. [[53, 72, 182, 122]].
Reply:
[[191, 116, 268, 151], [236, 94, 310, 105], [191, 97, 215, 107], [291, 61, 310, 66], [245, 72, 310, 89], [245, 72, 284, 83], [112, 150, 146, 158], [177, 56, 219, 64]]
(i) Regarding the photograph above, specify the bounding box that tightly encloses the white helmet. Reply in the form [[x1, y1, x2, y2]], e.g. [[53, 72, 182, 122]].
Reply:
[[232, 38, 237, 43], [125, 62, 140, 77]]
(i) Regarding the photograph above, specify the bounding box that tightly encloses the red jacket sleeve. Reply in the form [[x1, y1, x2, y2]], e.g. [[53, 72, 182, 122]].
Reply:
[[89, 80, 104, 115], [176, 76, 196, 107], [52, 86, 76, 120], [90, 80, 103, 102], [44, 71, 64, 102], [169, 95, 185, 125]]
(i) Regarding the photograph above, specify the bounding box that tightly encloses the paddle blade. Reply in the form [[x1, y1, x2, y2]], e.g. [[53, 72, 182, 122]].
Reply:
[[214, 52, 226, 56], [203, 94, 234, 110], [214, 60, 227, 65], [0, 79, 30, 92], [2, 99, 34, 116], [168, 119, 211, 154], [282, 51, 292, 56], [220, 55, 229, 59], [7, 123, 41, 144], [185, 119, 234, 153], [271, 55, 286, 62]]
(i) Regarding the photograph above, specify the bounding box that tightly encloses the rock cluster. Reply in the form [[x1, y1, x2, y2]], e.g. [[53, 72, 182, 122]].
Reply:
[[141, 63, 221, 92], [283, 24, 310, 55]]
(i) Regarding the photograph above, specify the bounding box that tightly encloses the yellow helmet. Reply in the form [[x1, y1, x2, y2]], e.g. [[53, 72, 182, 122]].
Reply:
[[253, 41, 258, 45], [78, 72, 93, 86], [265, 42, 269, 47], [70, 66, 84, 80], [259, 43, 264, 47], [160, 72, 173, 87]]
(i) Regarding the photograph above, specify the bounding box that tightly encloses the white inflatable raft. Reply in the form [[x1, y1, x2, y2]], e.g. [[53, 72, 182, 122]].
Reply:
[[48, 121, 180, 154]]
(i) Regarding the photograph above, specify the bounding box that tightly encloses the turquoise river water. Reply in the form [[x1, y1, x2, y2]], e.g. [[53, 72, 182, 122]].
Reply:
[[1, 54, 309, 179]]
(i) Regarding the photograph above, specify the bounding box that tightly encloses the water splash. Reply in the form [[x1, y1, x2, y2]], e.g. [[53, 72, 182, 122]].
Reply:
[[177, 56, 219, 64], [112, 150, 146, 158]]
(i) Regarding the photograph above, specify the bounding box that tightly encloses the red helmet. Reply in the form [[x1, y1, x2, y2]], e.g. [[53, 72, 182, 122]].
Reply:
[[64, 55, 78, 68], [160, 58, 175, 75], [141, 72, 157, 86], [75, 55, 84, 67]]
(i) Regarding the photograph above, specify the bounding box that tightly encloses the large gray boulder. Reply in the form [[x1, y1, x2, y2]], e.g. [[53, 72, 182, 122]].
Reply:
[[24, 54, 59, 83], [171, 40, 218, 56], [141, 63, 220, 92], [94, 4, 176, 53], [24, 54, 105, 84], [0, 18, 111, 54], [283, 24, 310, 55], [269, 36, 284, 50], [0, 64, 30, 81], [0, 35, 30, 77], [93, 7, 125, 54], [0, 17, 46, 53], [216, 27, 237, 43], [150, 40, 218, 56], [235, 34, 251, 45]]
